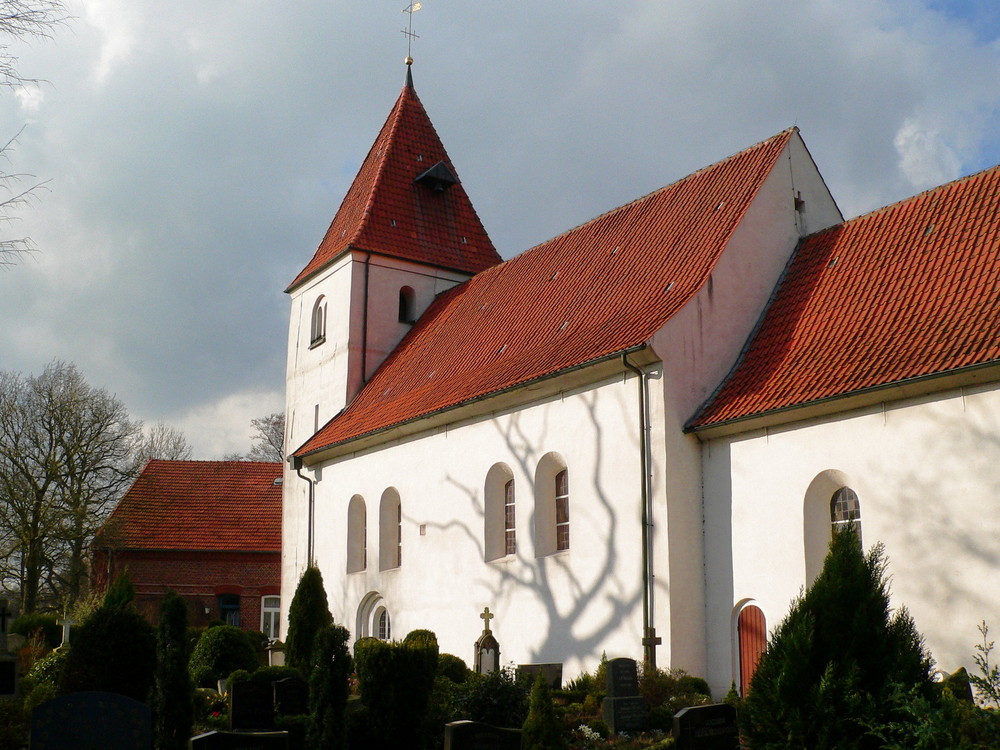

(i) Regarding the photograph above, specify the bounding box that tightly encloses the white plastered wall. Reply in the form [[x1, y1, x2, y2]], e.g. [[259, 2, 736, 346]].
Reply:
[[702, 382, 1000, 696], [647, 132, 842, 677], [286, 371, 652, 680]]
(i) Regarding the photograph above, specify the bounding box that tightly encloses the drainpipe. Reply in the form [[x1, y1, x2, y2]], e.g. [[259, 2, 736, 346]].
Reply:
[[622, 351, 661, 669], [359, 251, 372, 388], [293, 456, 315, 567]]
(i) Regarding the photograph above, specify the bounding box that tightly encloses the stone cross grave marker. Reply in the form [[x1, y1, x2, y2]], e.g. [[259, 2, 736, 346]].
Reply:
[[602, 657, 646, 734], [57, 614, 76, 646], [672, 703, 739, 750], [474, 606, 500, 674]]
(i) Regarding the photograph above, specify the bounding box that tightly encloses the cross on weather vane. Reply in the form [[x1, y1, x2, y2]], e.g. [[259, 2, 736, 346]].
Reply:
[[401, 2, 422, 65]]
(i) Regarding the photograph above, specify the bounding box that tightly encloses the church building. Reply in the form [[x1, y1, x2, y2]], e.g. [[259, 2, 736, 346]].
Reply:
[[282, 64, 1000, 696]]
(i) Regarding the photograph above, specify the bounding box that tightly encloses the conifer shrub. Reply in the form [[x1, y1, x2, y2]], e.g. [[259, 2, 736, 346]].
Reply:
[[60, 575, 157, 702], [744, 526, 932, 749], [437, 653, 469, 683], [307, 624, 352, 750], [285, 566, 332, 679], [153, 591, 194, 750], [188, 625, 258, 688], [454, 666, 530, 727], [10, 613, 60, 650], [522, 673, 567, 750]]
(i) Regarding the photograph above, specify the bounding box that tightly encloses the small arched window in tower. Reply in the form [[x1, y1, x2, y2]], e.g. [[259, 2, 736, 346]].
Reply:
[[376, 607, 391, 640], [398, 286, 416, 324], [504, 479, 516, 556], [830, 486, 861, 530], [555, 469, 570, 551], [310, 295, 327, 347]]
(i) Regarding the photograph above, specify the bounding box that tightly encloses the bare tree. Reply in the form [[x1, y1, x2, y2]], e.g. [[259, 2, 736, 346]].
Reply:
[[131, 420, 193, 471], [226, 412, 285, 463], [0, 361, 141, 612], [0, 1, 66, 267]]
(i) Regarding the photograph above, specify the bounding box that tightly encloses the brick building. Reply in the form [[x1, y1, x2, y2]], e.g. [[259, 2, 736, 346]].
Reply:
[[93, 459, 282, 636]]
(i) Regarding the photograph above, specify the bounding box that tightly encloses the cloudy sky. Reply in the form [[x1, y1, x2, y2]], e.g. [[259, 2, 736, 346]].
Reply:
[[0, 0, 998, 458]]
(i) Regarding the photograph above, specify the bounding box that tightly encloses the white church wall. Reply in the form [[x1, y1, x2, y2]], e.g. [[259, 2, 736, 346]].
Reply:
[[291, 370, 654, 679], [701, 381, 1000, 697]]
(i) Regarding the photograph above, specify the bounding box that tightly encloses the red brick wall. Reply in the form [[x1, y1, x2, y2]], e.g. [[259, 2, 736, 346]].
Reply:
[[92, 548, 280, 632]]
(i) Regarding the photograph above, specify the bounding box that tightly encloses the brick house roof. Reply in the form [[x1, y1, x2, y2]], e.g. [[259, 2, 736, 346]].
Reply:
[[287, 74, 501, 291], [94, 460, 282, 552], [297, 129, 795, 457], [690, 164, 1000, 430]]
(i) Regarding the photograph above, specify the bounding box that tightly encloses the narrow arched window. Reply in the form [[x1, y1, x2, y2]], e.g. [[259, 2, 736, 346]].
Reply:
[[377, 607, 391, 640], [485, 463, 515, 561], [555, 469, 569, 551], [737, 604, 767, 696], [830, 487, 861, 528], [398, 286, 415, 323], [310, 295, 327, 346], [379, 488, 402, 571], [347, 495, 366, 573]]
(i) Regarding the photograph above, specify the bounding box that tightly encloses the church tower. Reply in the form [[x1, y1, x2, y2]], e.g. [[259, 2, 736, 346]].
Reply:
[[284, 65, 501, 457]]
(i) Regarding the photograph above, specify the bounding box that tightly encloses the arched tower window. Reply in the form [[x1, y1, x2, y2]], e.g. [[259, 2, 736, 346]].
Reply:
[[803, 470, 856, 585], [398, 286, 415, 324], [347, 495, 366, 573], [485, 463, 515, 561], [379, 488, 402, 571], [534, 452, 568, 557], [310, 295, 327, 347], [377, 607, 391, 640], [830, 486, 861, 528]]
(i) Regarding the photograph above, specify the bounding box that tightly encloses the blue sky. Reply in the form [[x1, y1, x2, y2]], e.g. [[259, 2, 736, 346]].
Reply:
[[1, 0, 999, 457]]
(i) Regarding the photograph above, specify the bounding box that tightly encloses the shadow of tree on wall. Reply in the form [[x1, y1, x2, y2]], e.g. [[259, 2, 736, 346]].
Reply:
[[420, 383, 646, 673]]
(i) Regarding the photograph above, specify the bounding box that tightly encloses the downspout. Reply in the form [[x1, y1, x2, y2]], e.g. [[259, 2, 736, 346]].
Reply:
[[623, 352, 661, 669], [359, 251, 372, 388], [293, 457, 315, 567]]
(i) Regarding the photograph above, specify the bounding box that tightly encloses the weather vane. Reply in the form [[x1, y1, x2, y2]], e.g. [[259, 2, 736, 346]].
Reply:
[[401, 2, 422, 65]]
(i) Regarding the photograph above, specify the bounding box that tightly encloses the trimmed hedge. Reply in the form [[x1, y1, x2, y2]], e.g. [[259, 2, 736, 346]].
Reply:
[[189, 625, 258, 688]]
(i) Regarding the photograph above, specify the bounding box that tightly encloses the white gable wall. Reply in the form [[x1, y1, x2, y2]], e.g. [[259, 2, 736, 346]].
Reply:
[[701, 381, 1000, 696]]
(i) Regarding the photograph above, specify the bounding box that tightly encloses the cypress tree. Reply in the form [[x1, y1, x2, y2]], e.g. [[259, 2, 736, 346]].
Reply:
[[285, 566, 332, 678], [744, 526, 932, 749], [153, 591, 193, 750], [307, 624, 352, 750], [521, 673, 567, 750]]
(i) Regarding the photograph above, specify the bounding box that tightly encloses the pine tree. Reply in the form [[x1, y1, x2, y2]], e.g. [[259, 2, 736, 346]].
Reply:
[[153, 591, 193, 750], [744, 526, 932, 749], [285, 566, 332, 678], [521, 673, 567, 750], [307, 624, 352, 750]]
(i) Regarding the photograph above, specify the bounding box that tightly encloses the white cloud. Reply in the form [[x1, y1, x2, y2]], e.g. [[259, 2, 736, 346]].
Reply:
[[894, 118, 962, 189], [171, 388, 285, 460]]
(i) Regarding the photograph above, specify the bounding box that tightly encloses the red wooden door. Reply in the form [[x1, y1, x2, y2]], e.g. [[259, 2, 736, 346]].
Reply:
[[738, 605, 766, 695]]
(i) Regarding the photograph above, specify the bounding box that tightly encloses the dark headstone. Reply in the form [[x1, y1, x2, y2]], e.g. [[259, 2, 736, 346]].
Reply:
[[673, 703, 739, 750], [605, 657, 639, 698], [515, 663, 562, 689], [0, 659, 16, 696], [188, 730, 290, 750], [31, 691, 152, 749], [444, 720, 521, 750], [602, 695, 647, 734], [230, 680, 275, 731], [272, 675, 309, 716]]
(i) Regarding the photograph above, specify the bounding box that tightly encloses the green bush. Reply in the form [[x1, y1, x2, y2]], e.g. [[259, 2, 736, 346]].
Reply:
[[453, 666, 530, 728], [10, 613, 61, 650], [285, 566, 332, 679], [744, 527, 933, 750], [26, 646, 69, 689], [437, 653, 469, 683], [308, 624, 352, 750], [522, 673, 567, 750], [188, 625, 258, 688], [153, 591, 194, 750], [60, 594, 156, 702]]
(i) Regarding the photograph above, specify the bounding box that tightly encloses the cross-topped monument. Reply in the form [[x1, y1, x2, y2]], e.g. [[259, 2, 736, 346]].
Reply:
[[474, 605, 500, 674], [480, 606, 494, 633]]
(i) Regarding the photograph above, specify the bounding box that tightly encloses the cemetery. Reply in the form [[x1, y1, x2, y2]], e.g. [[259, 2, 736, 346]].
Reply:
[[2, 531, 1000, 749]]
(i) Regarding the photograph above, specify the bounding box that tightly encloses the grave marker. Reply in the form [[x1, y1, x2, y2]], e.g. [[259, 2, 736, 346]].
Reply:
[[189, 730, 290, 749], [272, 675, 309, 716], [516, 663, 563, 690], [672, 703, 739, 750], [474, 606, 500, 674], [601, 657, 646, 734], [30, 691, 151, 749], [444, 720, 521, 750], [230, 680, 275, 731]]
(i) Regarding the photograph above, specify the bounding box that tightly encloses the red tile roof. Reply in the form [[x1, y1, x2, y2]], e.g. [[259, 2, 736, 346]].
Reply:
[[297, 129, 795, 456], [94, 460, 282, 552], [287, 78, 502, 291], [691, 164, 1000, 430]]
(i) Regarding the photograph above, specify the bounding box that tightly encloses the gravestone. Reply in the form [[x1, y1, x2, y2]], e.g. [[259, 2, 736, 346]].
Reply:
[[230, 680, 275, 731], [516, 663, 563, 690], [601, 657, 646, 734], [0, 598, 15, 696], [272, 675, 309, 716], [30, 691, 152, 749], [672, 703, 739, 750], [189, 730, 290, 750], [474, 607, 500, 674], [444, 720, 521, 750]]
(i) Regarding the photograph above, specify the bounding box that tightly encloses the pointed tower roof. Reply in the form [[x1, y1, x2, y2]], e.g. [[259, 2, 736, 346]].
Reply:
[[288, 72, 501, 291]]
